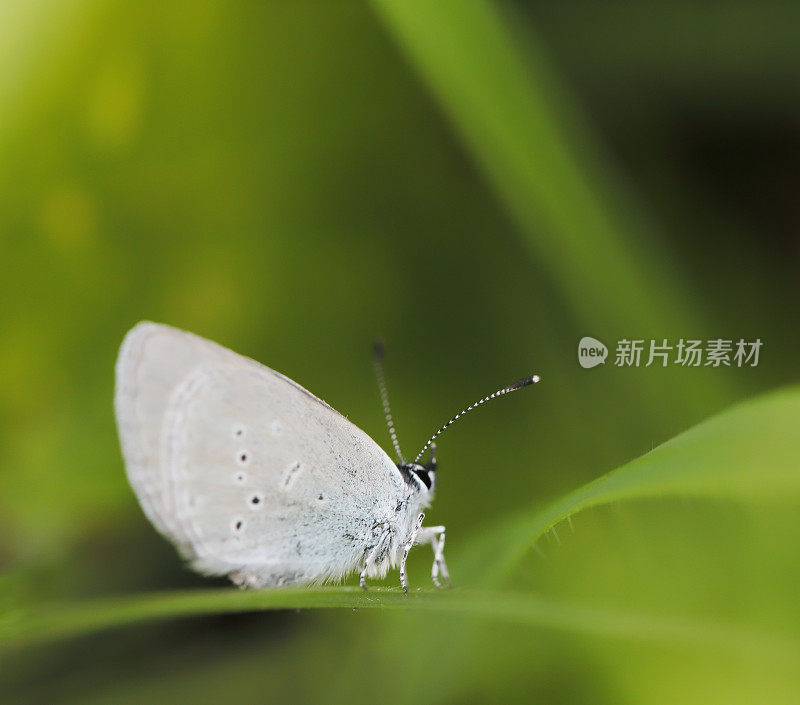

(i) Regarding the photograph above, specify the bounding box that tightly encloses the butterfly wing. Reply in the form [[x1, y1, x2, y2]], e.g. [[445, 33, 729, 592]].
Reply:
[[114, 322, 404, 586], [115, 322, 236, 549]]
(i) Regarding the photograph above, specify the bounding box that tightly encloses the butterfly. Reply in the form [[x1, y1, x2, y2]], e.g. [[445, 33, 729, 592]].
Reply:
[[115, 322, 537, 591]]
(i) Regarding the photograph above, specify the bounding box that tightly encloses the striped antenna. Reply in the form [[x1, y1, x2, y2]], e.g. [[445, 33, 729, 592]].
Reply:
[[412, 374, 540, 465], [373, 340, 405, 464]]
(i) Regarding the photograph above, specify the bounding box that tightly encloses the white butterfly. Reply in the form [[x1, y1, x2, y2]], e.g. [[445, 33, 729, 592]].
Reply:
[[114, 322, 537, 591]]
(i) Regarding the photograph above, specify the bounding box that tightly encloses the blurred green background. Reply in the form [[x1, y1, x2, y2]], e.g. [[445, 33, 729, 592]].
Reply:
[[1, 0, 799, 703]]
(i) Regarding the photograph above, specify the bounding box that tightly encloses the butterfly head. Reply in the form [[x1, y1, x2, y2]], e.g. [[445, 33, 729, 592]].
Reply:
[[398, 445, 437, 494]]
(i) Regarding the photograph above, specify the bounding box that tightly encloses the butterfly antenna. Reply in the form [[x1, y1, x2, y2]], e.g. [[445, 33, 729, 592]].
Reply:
[[412, 374, 540, 465], [373, 339, 405, 464]]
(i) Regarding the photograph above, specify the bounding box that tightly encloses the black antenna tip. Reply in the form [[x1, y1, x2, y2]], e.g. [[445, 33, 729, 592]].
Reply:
[[508, 374, 540, 391], [373, 338, 385, 360]]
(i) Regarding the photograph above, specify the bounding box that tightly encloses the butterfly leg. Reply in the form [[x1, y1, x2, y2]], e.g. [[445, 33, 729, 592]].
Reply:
[[360, 527, 392, 591], [230, 571, 260, 589], [432, 527, 450, 588], [399, 512, 425, 593], [360, 545, 380, 591], [416, 525, 449, 588]]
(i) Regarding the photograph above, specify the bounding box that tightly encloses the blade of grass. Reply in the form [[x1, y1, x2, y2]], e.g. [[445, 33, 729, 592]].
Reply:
[[460, 385, 800, 583], [2, 585, 798, 667], [370, 0, 699, 336]]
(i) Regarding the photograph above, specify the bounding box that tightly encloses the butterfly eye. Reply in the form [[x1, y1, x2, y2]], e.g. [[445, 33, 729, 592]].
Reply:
[[414, 469, 433, 490]]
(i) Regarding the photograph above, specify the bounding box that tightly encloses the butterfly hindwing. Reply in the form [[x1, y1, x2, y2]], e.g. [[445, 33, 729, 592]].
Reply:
[[115, 322, 236, 548]]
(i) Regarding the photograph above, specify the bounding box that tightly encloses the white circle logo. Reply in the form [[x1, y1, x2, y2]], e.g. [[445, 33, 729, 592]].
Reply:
[[578, 337, 608, 368]]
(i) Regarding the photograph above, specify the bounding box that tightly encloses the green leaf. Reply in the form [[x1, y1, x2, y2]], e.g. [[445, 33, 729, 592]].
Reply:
[[3, 586, 799, 667], [466, 385, 800, 583]]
